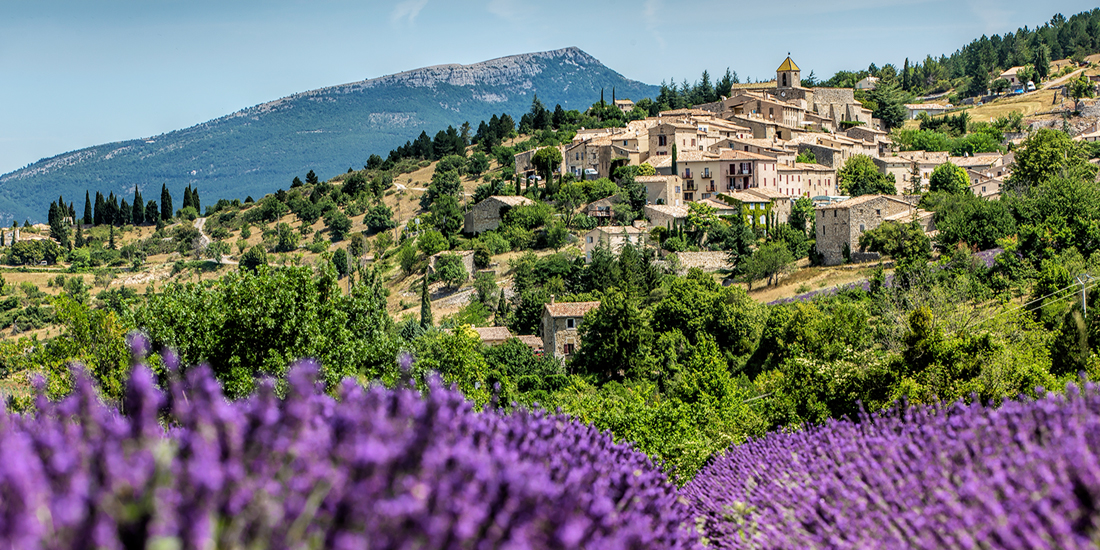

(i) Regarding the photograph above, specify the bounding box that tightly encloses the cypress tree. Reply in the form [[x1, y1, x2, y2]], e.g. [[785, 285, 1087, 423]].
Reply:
[[420, 276, 433, 329], [133, 189, 144, 225], [94, 192, 104, 226], [83, 191, 92, 226], [74, 223, 85, 248], [108, 224, 115, 249], [192, 187, 200, 214], [672, 143, 678, 177], [161, 184, 172, 221], [120, 198, 132, 226]]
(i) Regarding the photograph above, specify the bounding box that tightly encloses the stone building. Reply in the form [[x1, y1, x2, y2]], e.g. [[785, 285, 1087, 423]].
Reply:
[[473, 326, 513, 346], [463, 196, 533, 234], [564, 137, 633, 179], [872, 151, 948, 192], [583, 225, 648, 262], [635, 175, 684, 206], [584, 196, 616, 221], [514, 145, 566, 180], [650, 149, 779, 202], [776, 162, 837, 198], [541, 299, 601, 358], [814, 194, 926, 265], [644, 204, 689, 230]]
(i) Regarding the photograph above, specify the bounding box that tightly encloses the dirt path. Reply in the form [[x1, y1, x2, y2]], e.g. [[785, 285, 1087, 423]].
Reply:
[[194, 217, 238, 265]]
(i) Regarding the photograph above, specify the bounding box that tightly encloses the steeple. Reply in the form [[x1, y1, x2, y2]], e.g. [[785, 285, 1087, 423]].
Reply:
[[777, 54, 801, 89]]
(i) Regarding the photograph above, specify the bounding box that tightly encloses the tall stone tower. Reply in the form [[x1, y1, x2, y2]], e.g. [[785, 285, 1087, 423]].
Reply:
[[777, 55, 801, 90]]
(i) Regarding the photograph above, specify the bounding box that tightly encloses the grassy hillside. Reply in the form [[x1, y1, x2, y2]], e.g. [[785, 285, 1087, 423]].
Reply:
[[0, 47, 657, 224]]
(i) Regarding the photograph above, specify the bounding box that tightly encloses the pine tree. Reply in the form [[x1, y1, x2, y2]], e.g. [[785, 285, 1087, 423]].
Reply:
[[420, 275, 433, 330], [83, 191, 92, 226], [306, 170, 319, 185]]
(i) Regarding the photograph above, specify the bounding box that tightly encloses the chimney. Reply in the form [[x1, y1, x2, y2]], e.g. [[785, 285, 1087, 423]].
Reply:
[[550, 295, 556, 304]]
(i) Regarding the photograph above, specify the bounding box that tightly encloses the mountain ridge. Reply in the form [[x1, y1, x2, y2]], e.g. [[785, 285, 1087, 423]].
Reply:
[[1, 47, 656, 223]]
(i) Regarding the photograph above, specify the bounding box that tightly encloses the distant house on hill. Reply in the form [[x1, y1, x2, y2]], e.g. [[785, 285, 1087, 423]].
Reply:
[[582, 225, 648, 262], [855, 76, 879, 91], [463, 195, 533, 234]]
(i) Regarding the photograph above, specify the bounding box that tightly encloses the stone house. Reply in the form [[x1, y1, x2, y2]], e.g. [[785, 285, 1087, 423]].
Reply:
[[949, 153, 1008, 178], [515, 334, 544, 354], [584, 196, 617, 221], [713, 137, 797, 166], [635, 175, 684, 206], [564, 137, 633, 180], [644, 204, 690, 230], [722, 188, 792, 229], [872, 151, 948, 192], [463, 195, 534, 234], [966, 169, 1003, 199], [814, 194, 925, 265], [514, 145, 566, 180], [855, 76, 879, 91], [583, 225, 648, 262], [614, 98, 635, 112], [999, 66, 1023, 88], [541, 299, 601, 358]]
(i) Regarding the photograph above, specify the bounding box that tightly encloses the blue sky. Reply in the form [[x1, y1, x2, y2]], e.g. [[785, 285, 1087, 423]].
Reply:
[[1, 0, 1094, 174]]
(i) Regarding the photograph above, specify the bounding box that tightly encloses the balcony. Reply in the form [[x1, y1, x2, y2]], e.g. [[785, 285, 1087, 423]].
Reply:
[[684, 183, 698, 192], [681, 171, 693, 179], [706, 184, 717, 193], [724, 168, 753, 177]]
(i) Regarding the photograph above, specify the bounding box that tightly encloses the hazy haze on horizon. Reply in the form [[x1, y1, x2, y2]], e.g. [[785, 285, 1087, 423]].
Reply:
[[2, 0, 1094, 174]]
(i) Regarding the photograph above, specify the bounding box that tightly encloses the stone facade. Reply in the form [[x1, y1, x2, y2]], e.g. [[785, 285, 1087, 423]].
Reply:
[[463, 196, 533, 234], [583, 225, 648, 262], [635, 175, 683, 206], [644, 204, 689, 230], [541, 300, 601, 358], [814, 195, 921, 266]]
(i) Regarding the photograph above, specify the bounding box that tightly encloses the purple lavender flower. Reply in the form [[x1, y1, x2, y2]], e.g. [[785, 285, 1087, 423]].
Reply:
[[683, 382, 1100, 549], [0, 360, 696, 549]]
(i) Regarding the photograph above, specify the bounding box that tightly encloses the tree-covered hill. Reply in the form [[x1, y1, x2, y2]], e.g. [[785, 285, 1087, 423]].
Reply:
[[0, 47, 657, 224]]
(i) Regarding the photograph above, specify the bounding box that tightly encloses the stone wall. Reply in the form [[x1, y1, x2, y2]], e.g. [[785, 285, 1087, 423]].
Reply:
[[673, 251, 730, 272], [811, 87, 857, 106], [798, 143, 842, 168]]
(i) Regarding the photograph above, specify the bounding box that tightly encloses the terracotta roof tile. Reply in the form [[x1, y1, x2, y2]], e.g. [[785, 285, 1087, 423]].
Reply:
[[516, 335, 543, 348]]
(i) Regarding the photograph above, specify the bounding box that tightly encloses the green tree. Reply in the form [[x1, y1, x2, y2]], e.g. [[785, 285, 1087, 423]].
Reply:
[[742, 242, 795, 287], [838, 155, 897, 196], [205, 240, 231, 264], [432, 253, 468, 289], [306, 169, 319, 185], [868, 80, 908, 129], [789, 196, 815, 235], [928, 162, 971, 194], [364, 204, 396, 234], [430, 194, 463, 236], [349, 233, 366, 258], [572, 290, 653, 381], [420, 275, 433, 329], [417, 230, 448, 257], [858, 221, 931, 264], [332, 248, 350, 278], [275, 222, 300, 252], [1008, 128, 1098, 189], [160, 184, 173, 221], [531, 147, 563, 192], [239, 245, 268, 272], [323, 209, 352, 241], [1070, 74, 1096, 111]]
